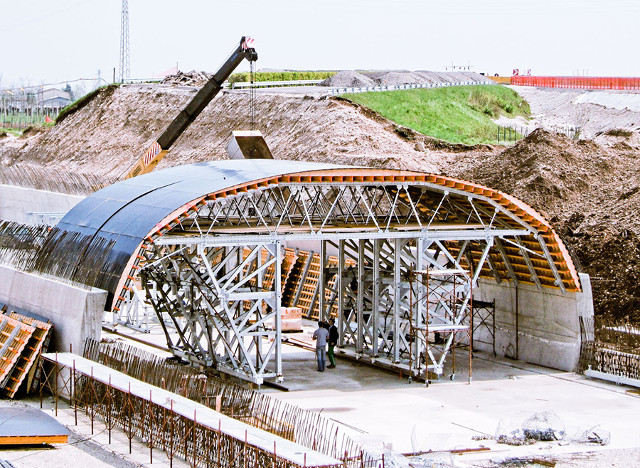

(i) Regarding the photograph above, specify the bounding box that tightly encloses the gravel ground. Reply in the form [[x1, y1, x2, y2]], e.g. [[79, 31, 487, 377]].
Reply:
[[506, 86, 640, 139], [320, 70, 493, 87]]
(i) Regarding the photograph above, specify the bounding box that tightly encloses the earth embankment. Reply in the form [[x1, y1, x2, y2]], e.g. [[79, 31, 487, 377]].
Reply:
[[0, 84, 486, 178]]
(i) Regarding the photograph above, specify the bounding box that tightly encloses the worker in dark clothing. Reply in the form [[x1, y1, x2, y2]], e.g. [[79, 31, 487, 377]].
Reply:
[[327, 317, 339, 368]]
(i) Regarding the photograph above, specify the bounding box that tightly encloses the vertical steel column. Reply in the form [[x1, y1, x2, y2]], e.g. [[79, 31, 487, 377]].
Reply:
[[393, 238, 401, 363], [414, 238, 424, 376], [275, 242, 283, 382], [338, 240, 345, 346], [319, 241, 326, 320], [372, 239, 380, 357], [356, 239, 365, 354], [256, 246, 264, 366]]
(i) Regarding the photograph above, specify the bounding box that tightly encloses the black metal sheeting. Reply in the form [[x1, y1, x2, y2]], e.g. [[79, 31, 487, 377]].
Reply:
[[37, 160, 345, 308]]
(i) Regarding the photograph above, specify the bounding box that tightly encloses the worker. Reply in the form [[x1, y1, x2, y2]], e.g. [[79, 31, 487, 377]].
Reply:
[[312, 320, 329, 372], [327, 317, 339, 368]]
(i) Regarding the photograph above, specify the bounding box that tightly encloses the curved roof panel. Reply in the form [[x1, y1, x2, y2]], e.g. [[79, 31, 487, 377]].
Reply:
[[40, 160, 346, 303]]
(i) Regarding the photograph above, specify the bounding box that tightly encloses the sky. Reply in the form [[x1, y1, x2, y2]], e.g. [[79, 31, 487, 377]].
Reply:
[[1, 0, 639, 89]]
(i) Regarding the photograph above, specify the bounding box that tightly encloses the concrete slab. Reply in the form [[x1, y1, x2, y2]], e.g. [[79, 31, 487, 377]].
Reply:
[[267, 337, 640, 464], [0, 185, 83, 225], [0, 266, 107, 353]]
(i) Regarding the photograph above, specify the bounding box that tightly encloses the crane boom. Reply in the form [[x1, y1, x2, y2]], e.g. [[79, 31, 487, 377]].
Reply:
[[125, 36, 258, 179]]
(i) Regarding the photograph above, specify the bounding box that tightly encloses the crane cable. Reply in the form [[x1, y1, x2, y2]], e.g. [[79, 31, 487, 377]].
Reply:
[[249, 60, 256, 130]]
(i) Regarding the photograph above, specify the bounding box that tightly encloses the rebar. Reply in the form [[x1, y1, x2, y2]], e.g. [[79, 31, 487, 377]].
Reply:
[[0, 220, 49, 271], [83, 339, 376, 465], [0, 163, 116, 196]]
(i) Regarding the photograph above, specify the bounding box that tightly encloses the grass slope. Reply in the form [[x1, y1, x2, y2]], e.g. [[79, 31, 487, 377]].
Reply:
[[343, 85, 530, 145]]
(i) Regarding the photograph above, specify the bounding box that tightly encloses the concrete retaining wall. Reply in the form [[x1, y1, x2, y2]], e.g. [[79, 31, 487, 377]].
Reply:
[[0, 185, 84, 225], [0, 265, 106, 353], [473, 273, 594, 372]]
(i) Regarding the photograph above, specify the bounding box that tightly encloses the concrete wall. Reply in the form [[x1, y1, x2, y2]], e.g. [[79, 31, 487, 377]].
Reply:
[[473, 273, 594, 372], [0, 184, 84, 225], [0, 265, 107, 353]]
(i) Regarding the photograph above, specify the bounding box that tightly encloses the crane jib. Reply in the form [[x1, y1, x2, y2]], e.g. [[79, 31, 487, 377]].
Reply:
[[124, 37, 257, 180]]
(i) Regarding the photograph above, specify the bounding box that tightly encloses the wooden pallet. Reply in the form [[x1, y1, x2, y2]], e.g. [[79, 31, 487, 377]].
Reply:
[[0, 314, 35, 392], [3, 312, 52, 398]]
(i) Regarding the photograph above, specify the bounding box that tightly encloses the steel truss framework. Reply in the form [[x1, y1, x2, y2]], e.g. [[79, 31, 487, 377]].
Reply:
[[134, 176, 576, 384]]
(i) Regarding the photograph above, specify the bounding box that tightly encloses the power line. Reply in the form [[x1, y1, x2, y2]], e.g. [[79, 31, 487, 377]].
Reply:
[[0, 0, 99, 33], [119, 0, 131, 83]]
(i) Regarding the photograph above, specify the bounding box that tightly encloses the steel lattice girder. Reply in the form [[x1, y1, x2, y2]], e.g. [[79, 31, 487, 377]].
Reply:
[[136, 178, 572, 384], [322, 237, 483, 378], [141, 241, 282, 384]]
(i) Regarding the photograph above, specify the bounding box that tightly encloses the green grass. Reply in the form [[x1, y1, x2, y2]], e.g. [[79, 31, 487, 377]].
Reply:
[[0, 127, 23, 137], [342, 85, 531, 145], [229, 71, 336, 83]]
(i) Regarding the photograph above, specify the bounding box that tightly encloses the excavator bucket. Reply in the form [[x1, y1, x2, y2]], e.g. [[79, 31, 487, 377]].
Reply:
[[226, 130, 274, 160]]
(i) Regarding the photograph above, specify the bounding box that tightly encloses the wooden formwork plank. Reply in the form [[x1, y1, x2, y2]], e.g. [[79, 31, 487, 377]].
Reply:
[[3, 312, 52, 398], [0, 315, 35, 388]]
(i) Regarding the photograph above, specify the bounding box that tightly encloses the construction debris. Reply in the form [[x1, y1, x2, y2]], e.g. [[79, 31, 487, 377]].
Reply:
[[495, 412, 565, 446]]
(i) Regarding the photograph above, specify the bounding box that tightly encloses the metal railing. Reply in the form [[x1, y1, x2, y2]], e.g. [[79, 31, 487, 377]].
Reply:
[[328, 80, 495, 95]]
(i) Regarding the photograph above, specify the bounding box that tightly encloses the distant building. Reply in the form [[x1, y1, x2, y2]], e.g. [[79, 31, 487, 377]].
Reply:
[[37, 88, 72, 111]]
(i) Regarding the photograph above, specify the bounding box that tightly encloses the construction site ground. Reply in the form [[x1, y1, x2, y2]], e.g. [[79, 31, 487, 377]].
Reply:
[[3, 321, 639, 468]]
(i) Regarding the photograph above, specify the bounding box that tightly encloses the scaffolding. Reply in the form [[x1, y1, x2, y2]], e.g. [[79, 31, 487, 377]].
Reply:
[[471, 298, 496, 356], [409, 269, 473, 384]]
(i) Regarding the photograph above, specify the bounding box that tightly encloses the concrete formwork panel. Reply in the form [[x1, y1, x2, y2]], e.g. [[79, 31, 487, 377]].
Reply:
[[0, 265, 107, 353], [473, 274, 594, 371]]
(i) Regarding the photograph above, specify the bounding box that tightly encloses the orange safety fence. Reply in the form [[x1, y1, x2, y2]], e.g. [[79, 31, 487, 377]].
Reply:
[[511, 75, 640, 90]]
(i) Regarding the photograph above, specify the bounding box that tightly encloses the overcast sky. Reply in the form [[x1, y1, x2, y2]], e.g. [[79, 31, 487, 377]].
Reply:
[[1, 0, 639, 89]]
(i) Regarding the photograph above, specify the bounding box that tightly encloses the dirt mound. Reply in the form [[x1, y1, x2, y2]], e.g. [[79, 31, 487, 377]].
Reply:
[[161, 70, 212, 87], [320, 71, 375, 87], [373, 71, 428, 86], [0, 84, 462, 179], [453, 128, 612, 214], [448, 127, 640, 321], [321, 70, 492, 88]]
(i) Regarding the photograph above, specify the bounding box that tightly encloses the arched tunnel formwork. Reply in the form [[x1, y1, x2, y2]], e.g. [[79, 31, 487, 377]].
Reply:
[[40, 160, 582, 385]]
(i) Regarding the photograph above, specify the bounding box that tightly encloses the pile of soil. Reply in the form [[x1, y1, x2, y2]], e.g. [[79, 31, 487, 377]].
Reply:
[[0, 84, 474, 179], [321, 70, 493, 87], [161, 70, 212, 87], [320, 71, 375, 87], [448, 128, 640, 322], [508, 86, 640, 140]]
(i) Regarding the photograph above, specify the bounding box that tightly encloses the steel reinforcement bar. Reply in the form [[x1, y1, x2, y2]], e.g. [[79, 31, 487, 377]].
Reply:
[[39, 353, 370, 468], [83, 339, 371, 463]]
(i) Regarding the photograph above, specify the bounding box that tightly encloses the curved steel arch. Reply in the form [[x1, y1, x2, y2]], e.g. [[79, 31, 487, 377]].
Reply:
[[40, 160, 581, 384]]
